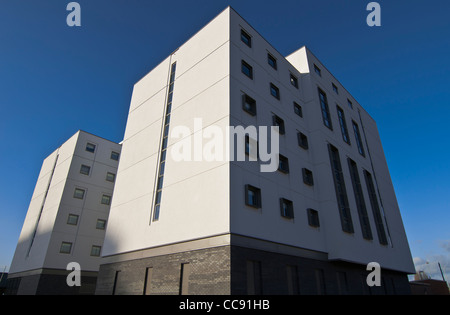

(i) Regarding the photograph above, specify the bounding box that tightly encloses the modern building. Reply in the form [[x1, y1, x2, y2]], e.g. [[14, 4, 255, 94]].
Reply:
[[7, 130, 121, 295], [95, 7, 415, 295]]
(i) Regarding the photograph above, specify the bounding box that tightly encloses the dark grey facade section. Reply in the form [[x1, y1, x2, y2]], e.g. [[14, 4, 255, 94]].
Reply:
[[95, 243, 411, 295], [95, 246, 231, 295]]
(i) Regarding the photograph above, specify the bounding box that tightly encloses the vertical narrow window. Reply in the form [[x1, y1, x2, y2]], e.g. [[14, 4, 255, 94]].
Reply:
[[290, 74, 299, 89], [143, 267, 153, 295], [272, 114, 285, 134], [279, 198, 294, 219], [278, 155, 290, 174], [314, 269, 326, 295], [318, 88, 333, 130], [241, 29, 251, 47], [286, 265, 300, 295], [242, 94, 257, 116], [241, 60, 253, 79], [347, 99, 353, 109], [348, 159, 373, 240], [328, 144, 354, 233], [246, 260, 262, 295], [337, 106, 350, 144], [112, 271, 121, 295], [153, 62, 177, 222], [179, 263, 191, 295], [270, 83, 280, 100], [332, 83, 339, 94], [352, 121, 365, 157], [245, 185, 262, 208], [302, 168, 314, 186], [364, 170, 388, 245], [267, 53, 277, 69], [297, 132, 308, 150], [336, 272, 349, 295], [314, 64, 322, 76], [293, 102, 303, 117], [307, 208, 320, 227]]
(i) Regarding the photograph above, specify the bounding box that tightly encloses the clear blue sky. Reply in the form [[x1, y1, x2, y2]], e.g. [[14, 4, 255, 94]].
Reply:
[[1, 0, 449, 281]]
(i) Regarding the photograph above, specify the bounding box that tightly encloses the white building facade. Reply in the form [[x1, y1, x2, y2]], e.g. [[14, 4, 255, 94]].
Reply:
[[8, 131, 121, 295], [95, 7, 415, 295]]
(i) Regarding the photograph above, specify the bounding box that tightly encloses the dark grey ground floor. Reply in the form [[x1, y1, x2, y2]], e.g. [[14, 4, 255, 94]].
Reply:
[[95, 242, 411, 295]]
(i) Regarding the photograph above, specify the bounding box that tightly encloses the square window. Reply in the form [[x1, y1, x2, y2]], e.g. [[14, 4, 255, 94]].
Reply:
[[67, 214, 79, 226], [241, 29, 251, 47], [307, 208, 320, 227], [106, 172, 116, 182], [332, 83, 339, 94], [293, 102, 303, 117], [278, 154, 290, 173], [245, 185, 261, 208], [96, 219, 107, 230], [268, 53, 277, 69], [73, 188, 85, 200], [242, 94, 257, 116], [303, 168, 314, 186], [60, 242, 72, 254], [270, 83, 280, 100], [290, 74, 299, 89], [80, 164, 91, 176], [90, 245, 102, 257], [241, 60, 253, 79], [280, 198, 294, 219], [272, 115, 285, 134], [314, 64, 322, 76], [101, 194, 111, 205], [86, 143, 96, 153], [298, 132, 308, 150], [111, 151, 120, 161]]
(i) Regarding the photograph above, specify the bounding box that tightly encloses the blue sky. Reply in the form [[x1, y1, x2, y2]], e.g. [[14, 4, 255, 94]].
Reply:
[[0, 0, 449, 281]]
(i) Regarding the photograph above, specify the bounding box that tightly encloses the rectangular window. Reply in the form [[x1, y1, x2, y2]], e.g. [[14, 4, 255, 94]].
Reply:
[[280, 198, 294, 219], [293, 102, 303, 117], [96, 219, 107, 230], [143, 267, 153, 295], [101, 194, 111, 205], [60, 242, 72, 254], [272, 114, 285, 134], [302, 168, 314, 186], [241, 29, 251, 47], [106, 172, 116, 182], [153, 62, 177, 222], [364, 170, 388, 245], [245, 136, 258, 161], [328, 144, 354, 233], [286, 265, 300, 295], [267, 53, 277, 69], [67, 214, 79, 226], [270, 83, 280, 100], [245, 185, 261, 209], [246, 260, 262, 295], [318, 88, 333, 130], [278, 154, 290, 174], [332, 83, 339, 94], [85, 143, 96, 153], [352, 121, 365, 157], [80, 164, 91, 176], [110, 151, 120, 161], [290, 74, 299, 89], [314, 64, 322, 76], [241, 60, 253, 79], [307, 208, 320, 227], [336, 272, 349, 295], [90, 245, 101, 257], [347, 99, 353, 109], [179, 263, 192, 295], [337, 106, 351, 144], [348, 159, 373, 240], [73, 188, 85, 200], [315, 269, 326, 295], [297, 132, 308, 150], [242, 94, 257, 116]]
